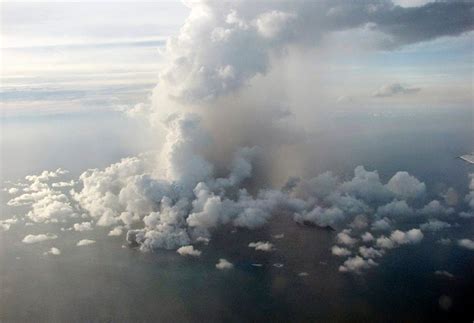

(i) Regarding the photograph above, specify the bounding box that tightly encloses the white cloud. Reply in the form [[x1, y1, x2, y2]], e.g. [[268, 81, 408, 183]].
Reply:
[[73, 222, 93, 232], [339, 256, 378, 274], [376, 236, 395, 249], [349, 214, 369, 230], [359, 246, 384, 258], [8, 171, 76, 224], [177, 245, 202, 257], [77, 239, 96, 246], [392, 0, 435, 8], [0, 217, 18, 231], [390, 229, 424, 245], [25, 168, 68, 182], [44, 247, 61, 256], [458, 239, 474, 250], [248, 241, 274, 252], [157, 1, 473, 102], [255, 10, 295, 39], [8, 187, 19, 194], [22, 233, 58, 244], [216, 258, 233, 270], [341, 166, 391, 203], [52, 180, 76, 188], [196, 236, 210, 244], [108, 226, 124, 236], [386, 171, 426, 200], [336, 230, 358, 246], [331, 245, 351, 257], [1, 223, 11, 231], [361, 232, 374, 242], [376, 228, 424, 249]]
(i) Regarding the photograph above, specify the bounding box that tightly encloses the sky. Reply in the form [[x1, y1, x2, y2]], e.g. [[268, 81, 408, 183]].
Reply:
[[0, 0, 472, 118], [0, 1, 189, 116]]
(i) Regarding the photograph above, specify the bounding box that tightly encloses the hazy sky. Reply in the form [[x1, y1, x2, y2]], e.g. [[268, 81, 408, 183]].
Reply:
[[1, 1, 189, 116], [1, 0, 472, 117]]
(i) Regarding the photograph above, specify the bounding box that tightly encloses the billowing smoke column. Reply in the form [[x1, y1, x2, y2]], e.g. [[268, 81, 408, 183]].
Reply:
[[5, 0, 474, 273], [156, 0, 473, 103], [60, 0, 474, 262]]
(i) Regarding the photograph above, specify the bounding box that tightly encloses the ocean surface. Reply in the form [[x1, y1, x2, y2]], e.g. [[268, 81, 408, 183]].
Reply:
[[1, 107, 473, 322]]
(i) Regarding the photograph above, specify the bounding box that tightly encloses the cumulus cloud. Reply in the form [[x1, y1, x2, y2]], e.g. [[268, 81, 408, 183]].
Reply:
[[359, 246, 384, 258], [373, 83, 420, 97], [108, 226, 124, 236], [361, 232, 374, 242], [377, 229, 424, 249], [419, 200, 454, 217], [0, 223, 11, 231], [341, 166, 391, 203], [248, 241, 274, 252], [52, 180, 76, 188], [331, 245, 352, 257], [294, 206, 344, 227], [376, 200, 413, 218], [24, 168, 68, 183], [336, 230, 358, 246], [255, 10, 296, 39], [339, 256, 378, 274], [458, 239, 474, 250], [7, 169, 76, 224], [371, 217, 392, 231], [73, 222, 93, 232], [157, 0, 473, 102], [386, 171, 426, 200], [77, 239, 96, 246], [22, 233, 58, 244], [420, 220, 451, 232], [8, 187, 19, 194], [349, 214, 369, 230], [216, 258, 233, 270], [177, 245, 202, 257], [0, 217, 18, 232], [390, 228, 424, 245], [44, 247, 61, 256]]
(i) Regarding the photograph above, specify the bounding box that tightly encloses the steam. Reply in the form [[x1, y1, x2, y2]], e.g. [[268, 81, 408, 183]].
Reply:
[[4, 0, 474, 274]]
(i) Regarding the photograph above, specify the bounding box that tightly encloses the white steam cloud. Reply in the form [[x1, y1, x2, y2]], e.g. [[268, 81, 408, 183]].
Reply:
[[4, 0, 474, 275]]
